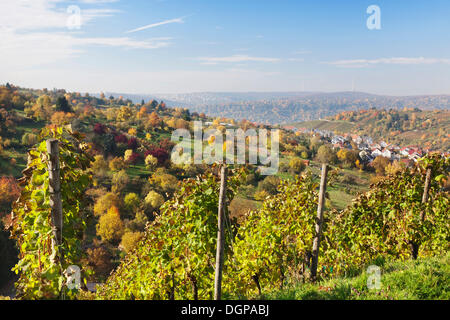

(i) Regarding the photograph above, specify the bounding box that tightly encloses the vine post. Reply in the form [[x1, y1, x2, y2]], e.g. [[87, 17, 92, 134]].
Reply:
[[409, 166, 433, 260], [421, 167, 432, 220], [310, 163, 328, 283], [214, 164, 227, 300], [46, 139, 63, 260]]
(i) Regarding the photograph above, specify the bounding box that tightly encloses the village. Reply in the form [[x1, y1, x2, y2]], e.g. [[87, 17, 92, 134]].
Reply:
[[287, 126, 427, 166]]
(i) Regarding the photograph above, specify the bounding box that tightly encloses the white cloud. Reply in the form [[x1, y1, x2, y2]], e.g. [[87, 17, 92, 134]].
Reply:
[[78, 0, 119, 3], [75, 36, 172, 49], [197, 55, 280, 64], [325, 57, 450, 68], [0, 0, 171, 68], [125, 17, 185, 33], [0, 0, 116, 31]]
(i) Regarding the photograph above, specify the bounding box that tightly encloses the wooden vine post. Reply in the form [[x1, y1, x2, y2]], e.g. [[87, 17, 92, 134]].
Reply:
[[214, 164, 227, 300], [47, 139, 63, 261], [420, 167, 432, 220], [310, 163, 328, 283], [407, 166, 432, 260]]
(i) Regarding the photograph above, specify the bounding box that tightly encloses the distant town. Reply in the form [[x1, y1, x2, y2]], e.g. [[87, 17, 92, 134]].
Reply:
[[284, 125, 440, 166]]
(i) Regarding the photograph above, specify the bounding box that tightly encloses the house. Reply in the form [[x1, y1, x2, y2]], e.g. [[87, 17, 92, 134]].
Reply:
[[359, 150, 372, 162], [353, 135, 363, 145], [331, 136, 345, 145], [381, 148, 392, 159], [400, 147, 410, 157], [371, 148, 382, 158]]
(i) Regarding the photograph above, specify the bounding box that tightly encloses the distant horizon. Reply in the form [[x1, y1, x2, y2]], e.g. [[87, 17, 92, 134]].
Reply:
[[100, 90, 450, 98], [6, 82, 450, 99]]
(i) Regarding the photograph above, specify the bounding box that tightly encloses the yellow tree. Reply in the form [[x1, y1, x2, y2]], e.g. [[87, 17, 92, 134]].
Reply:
[[96, 206, 124, 243], [94, 192, 121, 216], [116, 106, 133, 122]]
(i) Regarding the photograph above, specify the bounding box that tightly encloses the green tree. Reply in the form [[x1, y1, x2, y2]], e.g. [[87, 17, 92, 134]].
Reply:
[[55, 96, 72, 113], [316, 145, 337, 164]]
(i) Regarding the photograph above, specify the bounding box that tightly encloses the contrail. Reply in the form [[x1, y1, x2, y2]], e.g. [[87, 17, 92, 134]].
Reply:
[[125, 16, 188, 33]]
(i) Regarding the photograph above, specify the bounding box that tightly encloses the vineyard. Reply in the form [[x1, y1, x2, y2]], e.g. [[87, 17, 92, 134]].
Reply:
[[5, 128, 449, 300]]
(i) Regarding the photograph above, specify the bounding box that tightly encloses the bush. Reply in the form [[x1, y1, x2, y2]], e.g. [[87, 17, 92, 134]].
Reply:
[[120, 231, 144, 253], [257, 175, 280, 195], [21, 133, 38, 147], [289, 157, 306, 174], [144, 191, 165, 210]]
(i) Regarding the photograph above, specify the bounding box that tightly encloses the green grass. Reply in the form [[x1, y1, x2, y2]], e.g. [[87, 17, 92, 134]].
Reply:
[[126, 164, 150, 179], [328, 189, 354, 210], [260, 255, 449, 300]]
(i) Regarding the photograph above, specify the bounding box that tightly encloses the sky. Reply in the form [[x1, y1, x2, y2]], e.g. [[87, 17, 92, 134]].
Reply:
[[1, 0, 449, 96]]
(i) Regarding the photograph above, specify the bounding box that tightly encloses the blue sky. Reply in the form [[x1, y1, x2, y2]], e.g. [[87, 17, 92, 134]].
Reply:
[[1, 0, 449, 95]]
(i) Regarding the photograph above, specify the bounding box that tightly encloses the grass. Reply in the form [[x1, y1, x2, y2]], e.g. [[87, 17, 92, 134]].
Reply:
[[126, 164, 150, 179], [260, 255, 450, 300]]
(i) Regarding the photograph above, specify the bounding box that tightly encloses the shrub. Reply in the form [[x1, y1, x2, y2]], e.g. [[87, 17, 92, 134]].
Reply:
[[120, 231, 144, 253], [144, 191, 165, 210]]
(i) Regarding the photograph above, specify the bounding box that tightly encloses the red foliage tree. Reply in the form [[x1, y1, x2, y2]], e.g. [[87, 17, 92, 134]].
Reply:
[[145, 147, 169, 165], [114, 133, 128, 144], [127, 137, 138, 150], [94, 123, 106, 135]]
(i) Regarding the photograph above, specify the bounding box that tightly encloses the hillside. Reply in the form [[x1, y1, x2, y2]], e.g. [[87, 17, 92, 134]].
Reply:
[[96, 91, 450, 125], [263, 254, 450, 300], [0, 84, 448, 301], [293, 109, 450, 152]]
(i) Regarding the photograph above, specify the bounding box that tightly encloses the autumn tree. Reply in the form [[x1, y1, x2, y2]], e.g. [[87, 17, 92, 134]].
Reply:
[[96, 206, 124, 243], [257, 175, 280, 196], [372, 156, 391, 176], [94, 192, 121, 216], [120, 231, 143, 253], [51, 111, 75, 126], [289, 157, 306, 174], [124, 193, 140, 215], [85, 246, 114, 280], [147, 112, 162, 129], [0, 177, 20, 215], [316, 145, 337, 164], [144, 191, 165, 211], [91, 155, 109, 176], [145, 154, 158, 171], [111, 170, 130, 194], [116, 106, 133, 122], [109, 157, 127, 172]]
